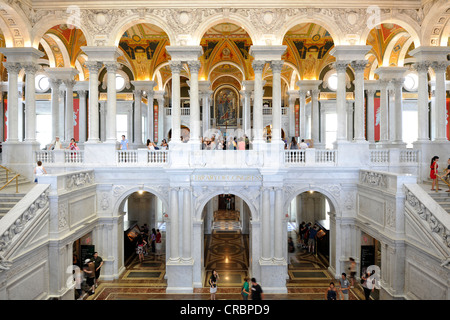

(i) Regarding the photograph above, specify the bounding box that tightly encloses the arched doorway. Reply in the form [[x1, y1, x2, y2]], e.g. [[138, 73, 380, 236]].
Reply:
[[200, 193, 252, 291], [285, 189, 337, 289], [117, 190, 167, 281]]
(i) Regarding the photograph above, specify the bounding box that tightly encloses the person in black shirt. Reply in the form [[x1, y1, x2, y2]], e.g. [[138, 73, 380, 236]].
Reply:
[[445, 158, 450, 192], [250, 278, 264, 300]]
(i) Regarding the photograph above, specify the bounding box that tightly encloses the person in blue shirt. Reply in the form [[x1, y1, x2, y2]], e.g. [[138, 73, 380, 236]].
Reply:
[[120, 135, 128, 150], [308, 224, 318, 253]]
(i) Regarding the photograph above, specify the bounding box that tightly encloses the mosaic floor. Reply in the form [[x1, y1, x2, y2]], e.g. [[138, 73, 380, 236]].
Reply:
[[86, 210, 369, 300]]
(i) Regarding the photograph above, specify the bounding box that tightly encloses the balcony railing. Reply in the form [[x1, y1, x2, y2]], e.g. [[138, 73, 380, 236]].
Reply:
[[34, 147, 420, 169]]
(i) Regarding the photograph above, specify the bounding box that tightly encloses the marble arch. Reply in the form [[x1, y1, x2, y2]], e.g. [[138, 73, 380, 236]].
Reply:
[[0, 1, 31, 47], [109, 15, 175, 47], [208, 61, 246, 82], [420, 1, 450, 46], [194, 187, 259, 221], [31, 17, 93, 49], [112, 185, 169, 216], [191, 14, 258, 46], [359, 18, 421, 48], [282, 186, 340, 218], [276, 15, 342, 46]]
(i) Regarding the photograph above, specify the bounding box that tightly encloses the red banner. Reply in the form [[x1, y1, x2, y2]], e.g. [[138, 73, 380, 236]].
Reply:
[[374, 97, 380, 141], [295, 104, 299, 137], [447, 98, 449, 141], [73, 98, 79, 142], [3, 98, 7, 141], [154, 104, 158, 143]]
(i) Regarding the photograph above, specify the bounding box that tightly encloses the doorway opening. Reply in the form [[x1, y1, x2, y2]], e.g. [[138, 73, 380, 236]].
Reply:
[[201, 194, 251, 290]]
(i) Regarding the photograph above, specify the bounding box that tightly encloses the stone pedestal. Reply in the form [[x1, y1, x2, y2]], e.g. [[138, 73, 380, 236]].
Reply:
[[84, 142, 118, 166], [259, 260, 288, 293], [2, 141, 40, 180], [333, 140, 370, 167], [166, 259, 194, 293]]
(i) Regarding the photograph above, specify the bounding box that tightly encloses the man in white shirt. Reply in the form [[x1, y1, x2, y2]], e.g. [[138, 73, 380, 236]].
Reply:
[[299, 139, 308, 150]]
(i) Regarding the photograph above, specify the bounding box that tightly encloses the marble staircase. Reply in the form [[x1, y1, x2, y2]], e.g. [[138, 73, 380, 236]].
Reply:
[[0, 168, 35, 220]]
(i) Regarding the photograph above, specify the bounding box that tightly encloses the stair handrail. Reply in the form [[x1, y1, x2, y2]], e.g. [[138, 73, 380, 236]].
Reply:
[[0, 164, 13, 183], [404, 184, 450, 253], [437, 169, 450, 190], [0, 173, 20, 193]]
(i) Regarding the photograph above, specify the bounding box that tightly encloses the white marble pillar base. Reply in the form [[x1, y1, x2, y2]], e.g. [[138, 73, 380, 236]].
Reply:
[[259, 260, 288, 293], [333, 140, 370, 167], [84, 142, 118, 166], [166, 260, 194, 293], [2, 141, 40, 180]]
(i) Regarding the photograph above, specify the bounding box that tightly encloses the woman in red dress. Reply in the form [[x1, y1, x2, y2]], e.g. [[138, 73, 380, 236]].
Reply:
[[430, 156, 440, 191]]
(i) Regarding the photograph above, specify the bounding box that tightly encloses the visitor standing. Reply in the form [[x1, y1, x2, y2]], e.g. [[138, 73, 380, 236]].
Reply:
[[339, 273, 350, 300], [49, 136, 62, 150], [348, 257, 356, 288], [299, 139, 308, 149], [67, 138, 79, 150], [289, 137, 299, 149], [136, 234, 147, 263], [155, 229, 162, 260], [250, 278, 264, 300], [33, 161, 47, 183], [325, 282, 338, 300], [430, 156, 440, 191], [209, 269, 219, 300], [120, 135, 129, 150], [241, 277, 250, 300], [83, 259, 96, 295], [361, 270, 375, 300], [150, 228, 157, 255], [92, 252, 103, 288], [308, 224, 318, 253]]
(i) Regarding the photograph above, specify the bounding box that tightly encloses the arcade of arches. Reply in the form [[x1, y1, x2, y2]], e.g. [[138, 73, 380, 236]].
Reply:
[[0, 1, 449, 301]]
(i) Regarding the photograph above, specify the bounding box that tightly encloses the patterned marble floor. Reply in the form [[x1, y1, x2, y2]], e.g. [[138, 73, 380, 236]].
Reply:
[[86, 210, 368, 300]]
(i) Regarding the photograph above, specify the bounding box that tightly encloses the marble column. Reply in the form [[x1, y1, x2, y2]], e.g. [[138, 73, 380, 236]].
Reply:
[[63, 79, 76, 142], [415, 62, 431, 142], [182, 188, 192, 261], [351, 60, 367, 142], [147, 88, 154, 142], [392, 78, 405, 145], [155, 91, 165, 143], [241, 80, 254, 139], [271, 60, 284, 143], [287, 90, 298, 138], [252, 60, 266, 146], [311, 89, 321, 146], [366, 87, 376, 143], [378, 79, 390, 144], [261, 187, 271, 260], [201, 89, 213, 136], [169, 187, 179, 260], [347, 103, 354, 141], [298, 89, 307, 140], [334, 61, 349, 142], [388, 87, 395, 143], [105, 62, 119, 143], [432, 61, 449, 142], [274, 187, 284, 260], [169, 60, 182, 145], [59, 88, 65, 140], [49, 79, 62, 141], [133, 88, 143, 146], [77, 89, 87, 143], [85, 61, 102, 143], [23, 63, 39, 142], [187, 61, 201, 147], [3, 62, 21, 142]]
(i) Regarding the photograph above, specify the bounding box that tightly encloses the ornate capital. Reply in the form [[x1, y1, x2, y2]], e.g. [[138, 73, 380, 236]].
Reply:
[[413, 61, 431, 73], [270, 60, 284, 74], [299, 89, 308, 98], [378, 79, 390, 87], [134, 89, 143, 99], [187, 60, 201, 73], [3, 62, 22, 75], [366, 89, 376, 97], [351, 60, 368, 73], [333, 61, 350, 73], [431, 61, 449, 73], [168, 60, 182, 73], [311, 89, 320, 98], [252, 60, 266, 74], [23, 63, 39, 75], [391, 78, 404, 88], [104, 62, 121, 73], [84, 61, 102, 74], [63, 79, 76, 89], [49, 79, 62, 90], [78, 90, 87, 99]]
